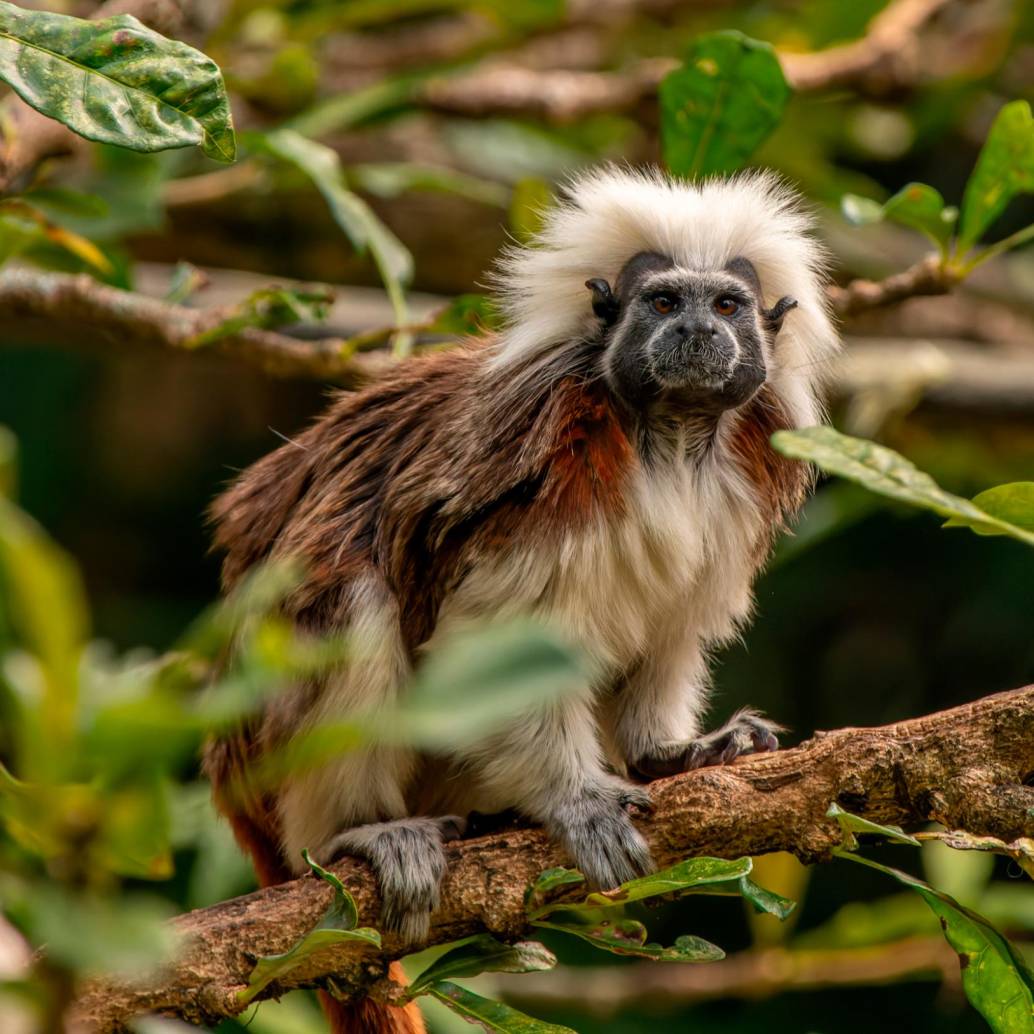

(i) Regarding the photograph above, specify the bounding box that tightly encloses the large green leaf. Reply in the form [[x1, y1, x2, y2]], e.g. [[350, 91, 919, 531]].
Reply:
[[254, 128, 413, 351], [425, 981, 576, 1033], [239, 851, 380, 1005], [408, 936, 556, 998], [959, 100, 1034, 252], [838, 851, 1034, 1033], [771, 427, 1034, 547], [660, 31, 790, 178], [0, 2, 235, 161], [389, 621, 586, 749]]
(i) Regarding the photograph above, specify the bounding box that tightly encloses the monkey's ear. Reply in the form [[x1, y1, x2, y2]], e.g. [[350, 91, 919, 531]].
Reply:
[[585, 278, 621, 327], [762, 295, 798, 335]]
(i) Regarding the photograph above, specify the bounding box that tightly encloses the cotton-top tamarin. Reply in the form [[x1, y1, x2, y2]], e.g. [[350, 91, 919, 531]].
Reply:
[[205, 168, 837, 1034]]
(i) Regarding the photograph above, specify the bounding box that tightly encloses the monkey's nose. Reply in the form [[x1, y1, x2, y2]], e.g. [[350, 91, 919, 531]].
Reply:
[[678, 320, 717, 342]]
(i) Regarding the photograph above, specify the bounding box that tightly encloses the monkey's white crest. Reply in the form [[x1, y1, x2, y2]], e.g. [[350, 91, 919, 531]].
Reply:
[[490, 166, 838, 427]]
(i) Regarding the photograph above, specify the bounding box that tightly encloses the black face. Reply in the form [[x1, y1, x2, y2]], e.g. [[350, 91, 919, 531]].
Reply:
[[587, 252, 796, 416]]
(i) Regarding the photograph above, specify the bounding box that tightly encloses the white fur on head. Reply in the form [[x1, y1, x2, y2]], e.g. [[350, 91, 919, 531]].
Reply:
[[490, 166, 838, 427]]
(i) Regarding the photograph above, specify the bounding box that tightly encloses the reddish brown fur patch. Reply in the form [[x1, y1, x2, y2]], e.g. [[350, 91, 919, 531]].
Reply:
[[728, 385, 811, 548]]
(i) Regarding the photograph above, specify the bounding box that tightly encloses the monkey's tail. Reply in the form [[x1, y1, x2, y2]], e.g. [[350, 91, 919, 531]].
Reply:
[[318, 970, 426, 1034]]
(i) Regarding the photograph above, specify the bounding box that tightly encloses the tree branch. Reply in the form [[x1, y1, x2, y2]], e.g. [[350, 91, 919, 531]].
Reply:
[[0, 269, 389, 385], [71, 685, 1034, 1032], [827, 254, 958, 318], [420, 0, 962, 121]]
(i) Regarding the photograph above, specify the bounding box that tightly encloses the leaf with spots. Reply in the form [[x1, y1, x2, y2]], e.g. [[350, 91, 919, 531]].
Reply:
[[837, 851, 1034, 1033], [238, 850, 380, 1006], [0, 2, 235, 161], [660, 31, 790, 178]]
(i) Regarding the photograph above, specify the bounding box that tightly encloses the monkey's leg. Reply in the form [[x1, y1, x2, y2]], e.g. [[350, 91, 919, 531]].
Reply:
[[611, 637, 781, 781], [317, 815, 466, 943], [456, 695, 654, 889]]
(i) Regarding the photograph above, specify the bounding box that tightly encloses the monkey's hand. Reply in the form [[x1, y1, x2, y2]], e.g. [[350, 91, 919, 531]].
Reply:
[[545, 779, 654, 890], [629, 709, 782, 781]]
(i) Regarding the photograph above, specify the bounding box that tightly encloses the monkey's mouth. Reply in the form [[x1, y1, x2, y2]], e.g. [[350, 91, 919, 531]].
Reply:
[[649, 339, 764, 409]]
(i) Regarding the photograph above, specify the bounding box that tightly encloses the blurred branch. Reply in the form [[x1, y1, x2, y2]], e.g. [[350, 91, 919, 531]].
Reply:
[[0, 269, 390, 384], [72, 685, 1034, 1031], [0, 0, 197, 196], [499, 937, 960, 1015], [828, 255, 959, 318], [421, 0, 963, 121]]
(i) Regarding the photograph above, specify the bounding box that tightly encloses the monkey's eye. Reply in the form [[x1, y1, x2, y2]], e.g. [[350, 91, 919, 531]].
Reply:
[[651, 293, 678, 315], [714, 297, 740, 317]]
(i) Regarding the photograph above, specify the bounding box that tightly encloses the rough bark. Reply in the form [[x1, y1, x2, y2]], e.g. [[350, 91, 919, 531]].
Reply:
[[71, 685, 1034, 1032]]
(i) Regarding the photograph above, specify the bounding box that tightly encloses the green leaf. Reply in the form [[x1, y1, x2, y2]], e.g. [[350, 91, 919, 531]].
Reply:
[[254, 128, 413, 352], [660, 31, 791, 178], [187, 285, 334, 348], [239, 850, 380, 1005], [827, 802, 920, 849], [771, 427, 1034, 547], [0, 496, 88, 748], [960, 100, 1034, 252], [0, 425, 16, 499], [524, 867, 586, 911], [0, 2, 235, 161], [426, 981, 576, 1033], [944, 482, 1034, 536], [843, 183, 956, 250], [387, 621, 586, 750], [351, 162, 508, 208], [423, 294, 501, 338], [837, 852, 1034, 1033], [408, 936, 556, 998], [535, 912, 724, 962]]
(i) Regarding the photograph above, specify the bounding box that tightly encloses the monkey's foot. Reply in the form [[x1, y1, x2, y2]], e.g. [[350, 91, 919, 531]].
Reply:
[[630, 709, 783, 780], [547, 780, 654, 890], [321, 815, 465, 943]]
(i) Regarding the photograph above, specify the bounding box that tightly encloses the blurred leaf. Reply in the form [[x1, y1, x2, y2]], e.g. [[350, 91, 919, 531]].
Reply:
[[838, 852, 1034, 1033], [187, 284, 334, 348], [408, 936, 556, 998], [944, 482, 1034, 536], [827, 802, 920, 849], [923, 830, 1034, 882], [254, 128, 412, 351], [444, 120, 592, 185], [424, 294, 501, 337], [746, 853, 810, 945], [922, 836, 997, 906], [20, 187, 109, 218], [0, 2, 235, 161], [481, 0, 566, 29], [240, 850, 380, 1005], [771, 427, 1034, 547], [535, 911, 724, 962], [165, 261, 208, 304], [509, 177, 553, 243], [0, 201, 112, 275], [6, 880, 178, 976], [0, 426, 15, 500], [843, 183, 956, 250], [352, 162, 509, 208], [0, 496, 87, 749], [386, 621, 586, 750], [425, 982, 575, 1033], [960, 100, 1034, 252], [660, 31, 790, 178]]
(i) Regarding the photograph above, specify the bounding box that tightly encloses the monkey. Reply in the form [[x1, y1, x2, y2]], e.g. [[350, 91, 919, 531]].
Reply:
[[204, 167, 838, 1034]]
